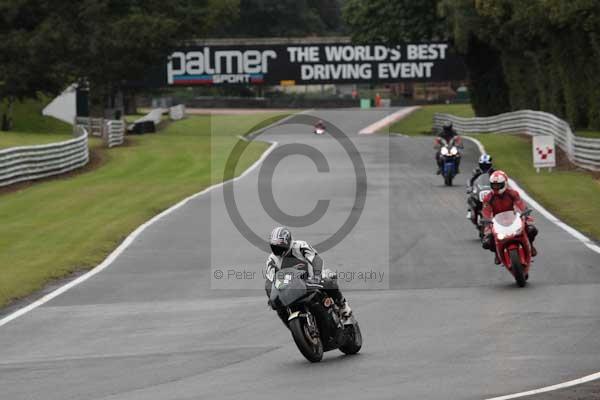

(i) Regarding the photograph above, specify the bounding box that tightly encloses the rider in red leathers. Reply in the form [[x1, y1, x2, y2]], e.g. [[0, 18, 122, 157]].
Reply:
[[481, 171, 538, 263]]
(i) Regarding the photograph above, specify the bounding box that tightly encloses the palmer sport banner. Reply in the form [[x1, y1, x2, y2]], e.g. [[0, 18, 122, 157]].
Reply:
[[163, 43, 467, 86]]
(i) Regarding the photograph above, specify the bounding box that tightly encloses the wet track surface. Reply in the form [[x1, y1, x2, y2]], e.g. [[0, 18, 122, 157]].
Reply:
[[0, 109, 599, 399]]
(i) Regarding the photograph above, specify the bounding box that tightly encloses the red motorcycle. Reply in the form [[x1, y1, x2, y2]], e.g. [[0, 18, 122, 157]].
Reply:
[[490, 210, 533, 287]]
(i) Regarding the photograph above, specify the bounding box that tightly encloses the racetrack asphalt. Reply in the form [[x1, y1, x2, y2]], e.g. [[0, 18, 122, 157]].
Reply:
[[0, 109, 599, 400]]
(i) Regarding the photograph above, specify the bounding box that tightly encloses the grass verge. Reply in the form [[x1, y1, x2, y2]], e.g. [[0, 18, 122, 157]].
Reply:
[[0, 112, 289, 308], [576, 130, 600, 139], [0, 99, 73, 149], [386, 104, 474, 136]]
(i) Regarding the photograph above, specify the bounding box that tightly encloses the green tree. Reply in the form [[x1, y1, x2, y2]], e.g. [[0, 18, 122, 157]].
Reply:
[[231, 0, 344, 37], [344, 0, 600, 127], [344, 0, 446, 43], [0, 0, 72, 129], [0, 0, 238, 124]]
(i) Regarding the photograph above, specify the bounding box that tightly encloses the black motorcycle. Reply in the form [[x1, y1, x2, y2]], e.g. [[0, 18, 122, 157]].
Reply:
[[268, 266, 362, 362], [467, 173, 491, 239]]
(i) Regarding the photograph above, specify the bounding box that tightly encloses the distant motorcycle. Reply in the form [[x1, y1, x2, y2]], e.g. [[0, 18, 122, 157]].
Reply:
[[489, 210, 533, 287], [439, 137, 461, 186], [268, 266, 362, 362], [314, 127, 326, 135], [467, 174, 491, 239]]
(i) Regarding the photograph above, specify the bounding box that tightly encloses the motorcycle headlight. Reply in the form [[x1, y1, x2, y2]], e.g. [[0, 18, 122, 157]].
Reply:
[[441, 147, 449, 156], [497, 233, 505, 240], [450, 146, 458, 155]]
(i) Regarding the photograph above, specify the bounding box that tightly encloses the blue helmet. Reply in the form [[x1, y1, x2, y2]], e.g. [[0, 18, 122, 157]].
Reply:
[[478, 154, 493, 172]]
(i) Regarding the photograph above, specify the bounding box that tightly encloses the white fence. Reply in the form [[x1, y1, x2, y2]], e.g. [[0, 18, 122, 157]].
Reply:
[[74, 117, 104, 137], [106, 120, 125, 148], [434, 110, 600, 171], [0, 127, 89, 187], [74, 117, 125, 148], [169, 104, 186, 120]]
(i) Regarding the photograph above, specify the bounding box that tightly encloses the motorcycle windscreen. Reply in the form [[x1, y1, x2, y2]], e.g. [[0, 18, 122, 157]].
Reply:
[[475, 175, 491, 201], [493, 211, 522, 237], [474, 174, 490, 189], [271, 277, 308, 307]]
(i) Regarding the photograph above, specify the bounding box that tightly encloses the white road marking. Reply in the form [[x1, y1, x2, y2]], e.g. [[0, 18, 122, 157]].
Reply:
[[484, 371, 600, 400], [374, 111, 600, 397], [462, 136, 600, 255], [358, 107, 421, 135], [463, 135, 600, 397], [0, 139, 279, 328]]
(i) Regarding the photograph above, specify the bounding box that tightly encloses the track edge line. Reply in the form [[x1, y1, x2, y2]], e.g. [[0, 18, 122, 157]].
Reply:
[[0, 138, 280, 328]]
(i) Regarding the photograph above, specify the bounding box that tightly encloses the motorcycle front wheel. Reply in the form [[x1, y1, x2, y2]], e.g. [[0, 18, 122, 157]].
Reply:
[[510, 249, 527, 287], [339, 321, 362, 355], [289, 316, 323, 362], [444, 174, 453, 186]]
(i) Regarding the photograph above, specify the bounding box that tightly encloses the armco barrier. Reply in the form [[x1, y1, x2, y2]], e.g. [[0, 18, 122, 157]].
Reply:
[[128, 108, 165, 134], [0, 126, 89, 187], [75, 118, 124, 148], [74, 117, 104, 137], [434, 110, 600, 171], [169, 104, 186, 120], [106, 120, 125, 148]]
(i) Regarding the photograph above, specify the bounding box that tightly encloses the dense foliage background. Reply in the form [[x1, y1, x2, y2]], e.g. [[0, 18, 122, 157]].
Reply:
[[1, 0, 598, 129], [345, 0, 600, 129]]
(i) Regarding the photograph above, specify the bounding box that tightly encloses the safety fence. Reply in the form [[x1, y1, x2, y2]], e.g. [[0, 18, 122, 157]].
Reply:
[[74, 117, 125, 148], [128, 105, 186, 134], [434, 110, 600, 171], [74, 117, 104, 137], [0, 126, 89, 187], [169, 104, 186, 120], [106, 120, 125, 148]]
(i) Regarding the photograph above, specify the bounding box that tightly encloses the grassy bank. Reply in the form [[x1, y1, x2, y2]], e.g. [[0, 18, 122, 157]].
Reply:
[[576, 130, 600, 139], [387, 104, 474, 136], [0, 99, 73, 149], [388, 104, 600, 241], [0, 112, 288, 308]]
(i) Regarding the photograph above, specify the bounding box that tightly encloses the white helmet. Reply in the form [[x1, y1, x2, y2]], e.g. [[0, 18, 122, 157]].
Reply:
[[490, 170, 508, 194]]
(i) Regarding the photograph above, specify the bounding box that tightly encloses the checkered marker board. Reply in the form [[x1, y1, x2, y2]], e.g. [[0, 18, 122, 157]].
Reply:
[[532, 135, 556, 168]]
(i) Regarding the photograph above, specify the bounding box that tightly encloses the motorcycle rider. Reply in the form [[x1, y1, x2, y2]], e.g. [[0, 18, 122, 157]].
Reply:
[[314, 120, 326, 132], [466, 154, 495, 223], [265, 227, 352, 322], [469, 154, 495, 188], [435, 121, 463, 175], [481, 171, 538, 264]]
